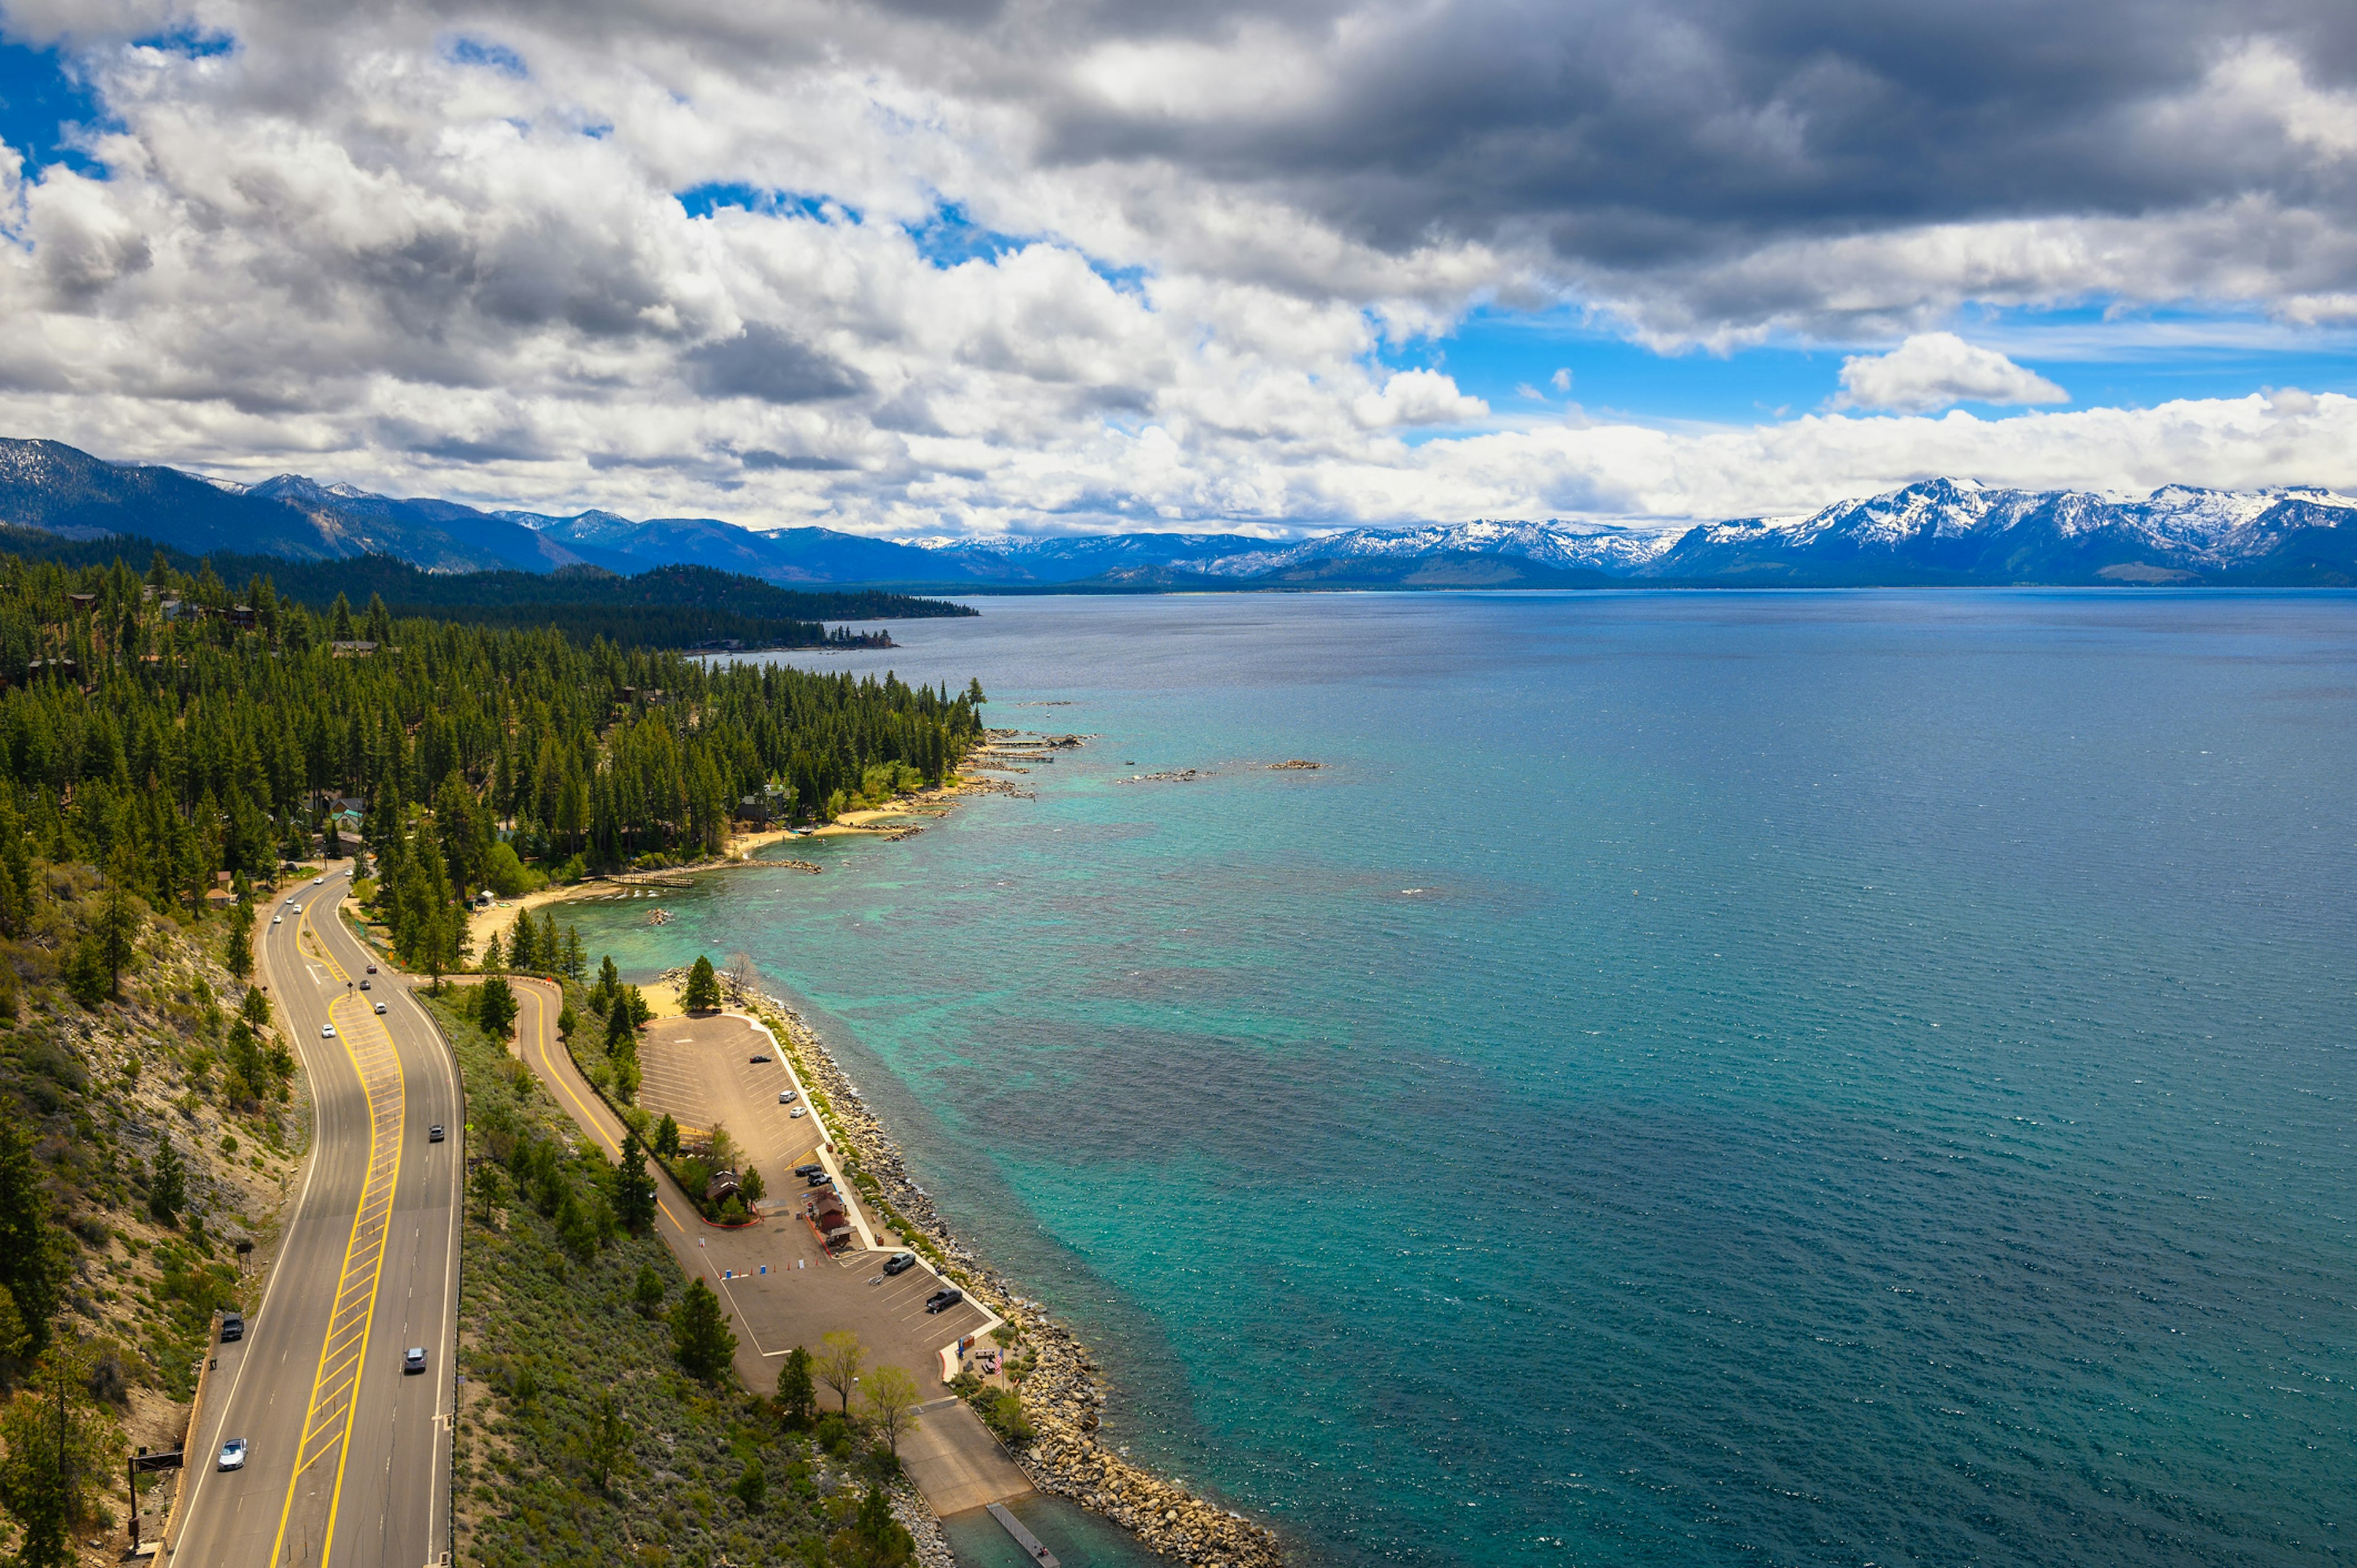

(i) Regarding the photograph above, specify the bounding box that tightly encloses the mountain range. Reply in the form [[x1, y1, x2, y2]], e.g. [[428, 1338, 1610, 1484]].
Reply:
[[2, 438, 2352, 589]]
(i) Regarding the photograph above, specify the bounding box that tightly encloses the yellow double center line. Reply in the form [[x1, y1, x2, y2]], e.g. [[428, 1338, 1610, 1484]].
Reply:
[[270, 908, 403, 1568]]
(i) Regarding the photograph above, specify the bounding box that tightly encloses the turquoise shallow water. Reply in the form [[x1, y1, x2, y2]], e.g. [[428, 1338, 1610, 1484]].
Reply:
[[566, 591, 2356, 1567]]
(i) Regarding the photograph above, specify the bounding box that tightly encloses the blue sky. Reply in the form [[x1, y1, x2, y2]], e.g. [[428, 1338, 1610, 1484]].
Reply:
[[1382, 303, 2357, 429], [0, 37, 101, 174]]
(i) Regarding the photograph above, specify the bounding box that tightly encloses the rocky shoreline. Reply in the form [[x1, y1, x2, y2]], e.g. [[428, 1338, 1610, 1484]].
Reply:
[[743, 990, 1287, 1568]]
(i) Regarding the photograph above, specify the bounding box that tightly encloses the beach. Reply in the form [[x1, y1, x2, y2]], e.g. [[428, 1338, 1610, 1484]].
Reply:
[[462, 781, 985, 957]]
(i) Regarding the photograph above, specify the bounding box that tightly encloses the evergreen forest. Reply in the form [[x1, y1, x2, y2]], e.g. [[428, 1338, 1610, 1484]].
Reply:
[[0, 548, 988, 961]]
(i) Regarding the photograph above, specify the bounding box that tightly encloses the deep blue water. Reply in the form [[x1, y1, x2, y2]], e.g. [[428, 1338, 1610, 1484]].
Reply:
[[568, 591, 2356, 1567]]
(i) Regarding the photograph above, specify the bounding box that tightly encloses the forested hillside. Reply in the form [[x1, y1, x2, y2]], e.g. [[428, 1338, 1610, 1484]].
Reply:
[[0, 549, 985, 952], [0, 528, 977, 651]]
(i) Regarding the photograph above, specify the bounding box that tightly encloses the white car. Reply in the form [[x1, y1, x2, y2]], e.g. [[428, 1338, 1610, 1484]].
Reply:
[[789, 1105, 807, 1119], [271, 916, 282, 925], [313, 876, 323, 885], [374, 1002, 387, 1015], [290, 904, 302, 913], [321, 1024, 336, 1038], [218, 1438, 247, 1471]]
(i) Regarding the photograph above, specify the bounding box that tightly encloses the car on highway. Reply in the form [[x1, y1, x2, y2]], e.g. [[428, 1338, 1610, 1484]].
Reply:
[[320, 1024, 336, 1038], [924, 1288, 964, 1313], [374, 1002, 387, 1014], [883, 1253, 916, 1276], [789, 1106, 807, 1119], [217, 1439, 247, 1471], [359, 979, 370, 989], [403, 1347, 426, 1374], [366, 963, 376, 973], [312, 876, 323, 885], [271, 916, 281, 925], [794, 1164, 825, 1178], [219, 1311, 244, 1342], [750, 1054, 770, 1064], [428, 1124, 444, 1142], [290, 904, 301, 913]]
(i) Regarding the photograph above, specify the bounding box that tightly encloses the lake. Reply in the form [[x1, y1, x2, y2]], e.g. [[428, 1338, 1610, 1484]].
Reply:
[[563, 590, 2357, 1567]]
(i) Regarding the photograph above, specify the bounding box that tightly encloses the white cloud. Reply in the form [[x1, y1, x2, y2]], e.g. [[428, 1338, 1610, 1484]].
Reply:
[[0, 1, 2348, 538], [1352, 369, 1487, 428], [1833, 333, 2069, 415]]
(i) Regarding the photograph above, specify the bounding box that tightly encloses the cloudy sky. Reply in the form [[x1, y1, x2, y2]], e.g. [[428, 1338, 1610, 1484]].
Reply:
[[2, 0, 2356, 536]]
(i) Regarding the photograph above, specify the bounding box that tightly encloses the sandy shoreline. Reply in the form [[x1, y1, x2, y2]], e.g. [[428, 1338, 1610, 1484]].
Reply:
[[463, 778, 988, 955]]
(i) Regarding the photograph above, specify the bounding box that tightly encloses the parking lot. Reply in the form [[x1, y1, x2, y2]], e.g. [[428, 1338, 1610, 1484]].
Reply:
[[634, 1013, 996, 1369], [637, 1014, 834, 1199]]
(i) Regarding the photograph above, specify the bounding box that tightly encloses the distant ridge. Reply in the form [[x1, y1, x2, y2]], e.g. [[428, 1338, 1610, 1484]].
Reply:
[[2, 438, 2350, 588]]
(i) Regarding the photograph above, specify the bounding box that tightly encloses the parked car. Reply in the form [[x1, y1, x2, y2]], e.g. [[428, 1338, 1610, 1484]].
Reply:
[[778, 1090, 794, 1104], [883, 1253, 916, 1276], [219, 1311, 244, 1342], [805, 1172, 833, 1188], [794, 1164, 826, 1178], [789, 1106, 807, 1119], [749, 1054, 770, 1064], [217, 1439, 247, 1471], [924, 1288, 963, 1314], [403, 1347, 426, 1374], [428, 1125, 445, 1143], [374, 1002, 387, 1014], [320, 1024, 336, 1038]]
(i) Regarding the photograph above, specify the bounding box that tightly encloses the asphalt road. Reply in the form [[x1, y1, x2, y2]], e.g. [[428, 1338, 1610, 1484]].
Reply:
[[174, 864, 462, 1568]]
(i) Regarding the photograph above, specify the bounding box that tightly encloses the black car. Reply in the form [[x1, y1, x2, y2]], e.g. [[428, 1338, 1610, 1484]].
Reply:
[[358, 979, 370, 990], [219, 1311, 244, 1343], [749, 1054, 771, 1064], [793, 1164, 825, 1178], [923, 1288, 963, 1314], [428, 1124, 445, 1143], [882, 1253, 916, 1277]]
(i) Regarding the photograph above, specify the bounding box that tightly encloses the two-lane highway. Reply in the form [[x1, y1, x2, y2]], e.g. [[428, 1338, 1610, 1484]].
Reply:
[[175, 864, 461, 1568]]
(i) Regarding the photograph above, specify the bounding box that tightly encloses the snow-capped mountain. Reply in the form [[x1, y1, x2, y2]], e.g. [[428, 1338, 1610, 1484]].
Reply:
[[1, 438, 2350, 587]]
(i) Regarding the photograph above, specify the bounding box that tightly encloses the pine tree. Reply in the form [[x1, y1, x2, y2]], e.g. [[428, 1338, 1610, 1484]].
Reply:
[[681, 954, 720, 1012], [613, 1131, 657, 1234], [0, 1119, 69, 1356], [147, 1138, 186, 1225], [775, 1345, 816, 1427], [508, 909, 539, 973], [670, 1278, 737, 1381], [653, 1113, 680, 1159], [476, 974, 518, 1038], [223, 898, 254, 982]]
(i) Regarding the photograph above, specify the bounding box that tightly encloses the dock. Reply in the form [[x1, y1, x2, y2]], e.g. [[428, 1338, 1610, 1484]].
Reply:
[[986, 1501, 1063, 1567]]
